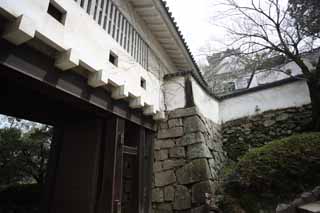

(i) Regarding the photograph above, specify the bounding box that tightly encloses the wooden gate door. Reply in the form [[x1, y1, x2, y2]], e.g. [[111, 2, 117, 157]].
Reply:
[[112, 121, 154, 213]]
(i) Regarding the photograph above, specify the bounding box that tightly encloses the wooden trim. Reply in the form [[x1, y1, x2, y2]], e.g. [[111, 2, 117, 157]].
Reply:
[[138, 126, 146, 213], [0, 39, 155, 130], [144, 130, 155, 213]]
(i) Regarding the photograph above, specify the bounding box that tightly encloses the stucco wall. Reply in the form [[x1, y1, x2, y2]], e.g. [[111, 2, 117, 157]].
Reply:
[[219, 80, 311, 123], [191, 78, 220, 124], [0, 0, 178, 114], [163, 76, 186, 111]]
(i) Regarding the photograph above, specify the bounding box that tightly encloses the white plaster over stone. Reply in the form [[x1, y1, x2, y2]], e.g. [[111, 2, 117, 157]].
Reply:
[[2, 15, 36, 45], [191, 78, 220, 124], [0, 0, 171, 119], [220, 80, 311, 122], [163, 76, 186, 111]]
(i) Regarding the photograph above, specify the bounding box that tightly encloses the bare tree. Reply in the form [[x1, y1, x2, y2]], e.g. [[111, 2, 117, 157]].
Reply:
[[213, 0, 320, 130]]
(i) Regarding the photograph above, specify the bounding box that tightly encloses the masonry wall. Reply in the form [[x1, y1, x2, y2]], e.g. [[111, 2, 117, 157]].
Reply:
[[152, 107, 226, 213], [222, 105, 312, 161]]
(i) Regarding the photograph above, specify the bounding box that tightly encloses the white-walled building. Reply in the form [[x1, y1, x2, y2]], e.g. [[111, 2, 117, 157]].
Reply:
[[0, 1, 312, 213]]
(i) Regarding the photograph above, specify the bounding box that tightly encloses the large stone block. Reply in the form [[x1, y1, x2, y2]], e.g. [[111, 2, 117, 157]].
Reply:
[[187, 143, 212, 159], [168, 118, 183, 128], [191, 180, 216, 204], [152, 188, 164, 203], [176, 159, 212, 185], [177, 132, 205, 147], [173, 185, 191, 210], [155, 170, 176, 187], [155, 139, 175, 150], [158, 127, 184, 139], [169, 107, 199, 119], [164, 186, 175, 201], [162, 159, 186, 170], [169, 147, 186, 158], [184, 116, 206, 134], [155, 150, 169, 161]]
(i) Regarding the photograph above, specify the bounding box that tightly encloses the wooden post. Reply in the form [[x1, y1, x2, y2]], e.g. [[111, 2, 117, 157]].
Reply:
[[95, 116, 125, 213]]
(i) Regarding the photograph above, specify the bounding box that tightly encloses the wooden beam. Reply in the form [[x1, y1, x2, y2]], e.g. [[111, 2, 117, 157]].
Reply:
[[0, 39, 155, 130]]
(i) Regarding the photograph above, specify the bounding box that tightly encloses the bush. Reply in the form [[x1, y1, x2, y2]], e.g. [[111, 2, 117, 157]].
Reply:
[[237, 132, 320, 194], [222, 132, 320, 212]]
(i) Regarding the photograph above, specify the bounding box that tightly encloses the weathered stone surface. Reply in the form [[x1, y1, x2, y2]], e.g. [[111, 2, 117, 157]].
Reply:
[[155, 150, 169, 161], [156, 203, 173, 212], [222, 105, 312, 161], [159, 121, 169, 130], [158, 127, 184, 139], [173, 185, 191, 210], [187, 143, 212, 159], [162, 159, 185, 170], [153, 161, 163, 173], [164, 186, 175, 201], [190, 205, 206, 213], [184, 116, 206, 133], [155, 139, 175, 150], [177, 132, 205, 146], [169, 107, 199, 119], [191, 180, 215, 204], [152, 188, 164, 202], [155, 170, 176, 187], [169, 147, 186, 158], [168, 118, 183, 128], [176, 159, 212, 184]]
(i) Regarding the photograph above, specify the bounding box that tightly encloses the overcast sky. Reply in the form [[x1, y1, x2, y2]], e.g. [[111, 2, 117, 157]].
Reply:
[[164, 0, 225, 64]]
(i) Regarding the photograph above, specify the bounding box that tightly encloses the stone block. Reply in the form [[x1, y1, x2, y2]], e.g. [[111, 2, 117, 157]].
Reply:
[[168, 118, 183, 128], [177, 132, 205, 147], [191, 180, 215, 204], [169, 147, 186, 158], [153, 162, 163, 173], [156, 203, 173, 213], [155, 150, 169, 161], [187, 143, 212, 159], [158, 127, 184, 139], [152, 188, 164, 203], [176, 159, 212, 185], [162, 159, 186, 170], [190, 205, 207, 213], [184, 116, 206, 133], [173, 185, 191, 210], [164, 186, 175, 201], [155, 170, 176, 187], [169, 107, 199, 119], [155, 139, 175, 150]]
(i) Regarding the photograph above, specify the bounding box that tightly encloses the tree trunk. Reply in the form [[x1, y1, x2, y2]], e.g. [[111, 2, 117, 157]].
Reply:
[[307, 78, 320, 131]]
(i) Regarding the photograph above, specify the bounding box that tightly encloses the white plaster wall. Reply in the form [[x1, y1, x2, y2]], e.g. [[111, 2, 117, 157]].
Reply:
[[220, 80, 311, 123], [163, 76, 186, 111], [191, 78, 220, 124], [0, 0, 177, 113]]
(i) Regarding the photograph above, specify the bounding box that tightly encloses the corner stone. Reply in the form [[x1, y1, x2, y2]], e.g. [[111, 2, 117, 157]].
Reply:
[[184, 116, 206, 133], [191, 180, 216, 204], [155, 170, 177, 187], [158, 127, 184, 139], [187, 143, 212, 159], [176, 159, 212, 185], [173, 185, 191, 210]]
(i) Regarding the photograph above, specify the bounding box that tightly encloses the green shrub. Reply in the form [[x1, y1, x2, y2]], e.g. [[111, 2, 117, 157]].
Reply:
[[237, 132, 320, 195], [223, 132, 320, 212]]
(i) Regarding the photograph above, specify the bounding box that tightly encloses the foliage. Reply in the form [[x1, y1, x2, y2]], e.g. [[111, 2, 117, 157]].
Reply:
[[222, 132, 320, 212], [289, 0, 320, 36], [0, 117, 52, 186]]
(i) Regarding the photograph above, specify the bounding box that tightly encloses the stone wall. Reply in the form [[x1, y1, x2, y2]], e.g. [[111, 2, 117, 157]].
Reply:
[[222, 105, 312, 161], [152, 107, 226, 213]]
